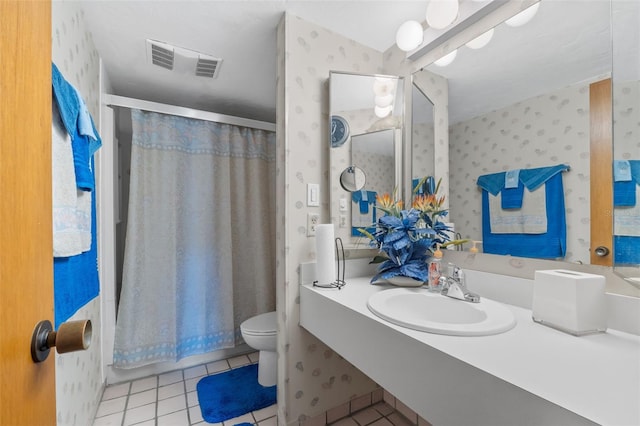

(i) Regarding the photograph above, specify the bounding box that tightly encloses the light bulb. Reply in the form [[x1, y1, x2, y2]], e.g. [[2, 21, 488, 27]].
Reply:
[[426, 0, 459, 30], [465, 28, 494, 49], [373, 79, 394, 97], [375, 105, 393, 118], [433, 49, 457, 67], [395, 20, 423, 52], [505, 2, 540, 27], [375, 94, 394, 108]]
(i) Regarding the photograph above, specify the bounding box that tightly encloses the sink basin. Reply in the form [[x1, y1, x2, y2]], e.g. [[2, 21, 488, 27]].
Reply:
[[367, 288, 516, 336]]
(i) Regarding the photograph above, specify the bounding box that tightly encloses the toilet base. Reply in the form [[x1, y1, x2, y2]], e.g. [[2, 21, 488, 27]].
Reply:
[[257, 350, 277, 387]]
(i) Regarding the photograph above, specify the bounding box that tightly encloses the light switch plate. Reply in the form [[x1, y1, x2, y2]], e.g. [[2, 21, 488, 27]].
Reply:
[[307, 183, 320, 207]]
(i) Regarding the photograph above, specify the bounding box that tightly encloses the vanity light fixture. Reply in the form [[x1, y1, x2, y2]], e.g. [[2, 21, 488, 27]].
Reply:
[[505, 2, 540, 27], [426, 0, 460, 30], [396, 20, 424, 52], [465, 27, 494, 49], [375, 105, 393, 118], [433, 49, 458, 67]]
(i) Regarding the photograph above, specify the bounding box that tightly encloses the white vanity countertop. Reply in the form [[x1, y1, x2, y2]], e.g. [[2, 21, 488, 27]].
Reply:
[[301, 277, 640, 426]]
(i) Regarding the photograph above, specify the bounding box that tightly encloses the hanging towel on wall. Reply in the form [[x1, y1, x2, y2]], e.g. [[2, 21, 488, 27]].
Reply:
[[488, 184, 547, 234], [52, 101, 92, 257], [477, 164, 569, 259], [352, 190, 376, 237], [614, 160, 640, 207], [51, 63, 102, 325]]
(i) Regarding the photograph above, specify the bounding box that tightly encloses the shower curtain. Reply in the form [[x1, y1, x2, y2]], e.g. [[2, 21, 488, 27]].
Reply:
[[113, 109, 276, 368]]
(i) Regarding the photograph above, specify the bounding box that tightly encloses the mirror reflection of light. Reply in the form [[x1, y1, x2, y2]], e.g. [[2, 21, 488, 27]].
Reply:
[[396, 20, 424, 52], [426, 0, 460, 30], [433, 49, 457, 67], [505, 2, 540, 27], [375, 94, 394, 108], [375, 105, 393, 118], [373, 78, 394, 97], [465, 28, 494, 50]]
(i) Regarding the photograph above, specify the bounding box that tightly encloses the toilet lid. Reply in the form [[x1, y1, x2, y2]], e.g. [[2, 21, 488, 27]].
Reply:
[[241, 311, 277, 335]]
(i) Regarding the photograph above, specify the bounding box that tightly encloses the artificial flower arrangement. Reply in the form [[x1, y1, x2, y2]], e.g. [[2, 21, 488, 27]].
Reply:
[[359, 177, 459, 284]]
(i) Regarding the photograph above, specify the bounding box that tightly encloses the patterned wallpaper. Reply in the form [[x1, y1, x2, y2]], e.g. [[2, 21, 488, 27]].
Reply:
[[277, 14, 384, 424], [352, 150, 395, 196], [52, 2, 103, 425], [613, 81, 640, 160], [449, 81, 594, 263]]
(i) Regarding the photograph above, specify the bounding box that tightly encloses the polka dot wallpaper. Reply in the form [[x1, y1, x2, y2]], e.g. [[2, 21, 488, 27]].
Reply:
[[276, 14, 384, 423], [613, 81, 640, 160], [52, 2, 103, 425]]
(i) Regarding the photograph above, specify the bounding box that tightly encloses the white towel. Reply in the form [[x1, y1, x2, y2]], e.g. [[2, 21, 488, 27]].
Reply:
[[489, 186, 547, 234], [52, 101, 92, 257], [615, 185, 640, 236]]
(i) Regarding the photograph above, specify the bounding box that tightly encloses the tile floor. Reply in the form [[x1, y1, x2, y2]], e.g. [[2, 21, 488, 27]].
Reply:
[[93, 352, 276, 426], [93, 352, 408, 426]]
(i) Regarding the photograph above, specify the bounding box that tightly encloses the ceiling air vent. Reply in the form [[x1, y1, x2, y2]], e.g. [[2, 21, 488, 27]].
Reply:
[[196, 56, 222, 79], [146, 39, 174, 71], [145, 39, 221, 78]]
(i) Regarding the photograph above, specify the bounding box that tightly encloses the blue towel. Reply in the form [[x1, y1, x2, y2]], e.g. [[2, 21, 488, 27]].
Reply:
[[481, 172, 566, 259], [52, 63, 101, 191], [51, 63, 80, 137], [478, 164, 570, 195], [614, 160, 632, 182], [614, 235, 640, 265], [505, 169, 520, 189], [614, 181, 637, 207], [629, 160, 640, 183], [501, 179, 525, 209], [54, 158, 100, 327], [477, 172, 505, 196]]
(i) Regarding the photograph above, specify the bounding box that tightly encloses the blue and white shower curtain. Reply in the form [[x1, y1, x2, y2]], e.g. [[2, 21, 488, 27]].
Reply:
[[113, 109, 276, 368]]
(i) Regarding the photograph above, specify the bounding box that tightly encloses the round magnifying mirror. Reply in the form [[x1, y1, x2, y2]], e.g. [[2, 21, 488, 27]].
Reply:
[[339, 166, 366, 192]]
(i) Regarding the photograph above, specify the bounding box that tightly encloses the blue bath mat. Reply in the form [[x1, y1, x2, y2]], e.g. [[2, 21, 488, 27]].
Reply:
[[196, 364, 276, 423]]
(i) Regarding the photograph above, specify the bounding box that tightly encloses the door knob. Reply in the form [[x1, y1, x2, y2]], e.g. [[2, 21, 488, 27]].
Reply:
[[30, 319, 92, 363], [594, 246, 610, 257]]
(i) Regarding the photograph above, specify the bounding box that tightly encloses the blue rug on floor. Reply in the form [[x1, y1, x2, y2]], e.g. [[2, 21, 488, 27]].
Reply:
[[196, 364, 276, 423]]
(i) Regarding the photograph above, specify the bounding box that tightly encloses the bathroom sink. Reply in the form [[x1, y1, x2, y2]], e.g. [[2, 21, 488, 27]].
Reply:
[[367, 288, 516, 336]]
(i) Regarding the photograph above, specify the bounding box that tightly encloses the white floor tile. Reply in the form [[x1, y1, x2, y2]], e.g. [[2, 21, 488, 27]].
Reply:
[[123, 402, 156, 426], [224, 412, 254, 425], [92, 411, 123, 426], [185, 376, 201, 393], [159, 369, 184, 386], [95, 396, 127, 418], [248, 351, 260, 363], [128, 388, 157, 409], [132, 421, 155, 426], [258, 416, 277, 426], [130, 376, 158, 394], [158, 409, 189, 426], [102, 382, 130, 400], [157, 394, 187, 417], [184, 364, 208, 380], [206, 359, 230, 374], [227, 354, 251, 368], [187, 390, 199, 407], [158, 381, 185, 400], [188, 405, 204, 424], [252, 404, 277, 422]]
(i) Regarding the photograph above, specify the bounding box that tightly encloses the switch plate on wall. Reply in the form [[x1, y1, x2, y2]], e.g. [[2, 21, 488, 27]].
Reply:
[[307, 183, 320, 207], [307, 213, 320, 236]]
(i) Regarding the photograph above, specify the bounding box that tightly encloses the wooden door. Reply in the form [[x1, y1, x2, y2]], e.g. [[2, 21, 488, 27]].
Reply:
[[590, 79, 613, 266], [0, 2, 56, 425]]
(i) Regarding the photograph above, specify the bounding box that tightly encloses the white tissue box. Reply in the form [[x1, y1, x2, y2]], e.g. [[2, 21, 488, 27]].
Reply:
[[532, 269, 607, 336]]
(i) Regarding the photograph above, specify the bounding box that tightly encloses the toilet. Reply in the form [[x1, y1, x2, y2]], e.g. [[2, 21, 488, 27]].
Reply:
[[240, 311, 277, 387]]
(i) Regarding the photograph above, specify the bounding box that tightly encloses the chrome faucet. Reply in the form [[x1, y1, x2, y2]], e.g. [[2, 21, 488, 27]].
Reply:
[[439, 264, 480, 303]]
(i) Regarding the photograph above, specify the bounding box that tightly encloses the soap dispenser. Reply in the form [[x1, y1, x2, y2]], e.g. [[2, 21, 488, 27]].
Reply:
[[427, 244, 443, 292]]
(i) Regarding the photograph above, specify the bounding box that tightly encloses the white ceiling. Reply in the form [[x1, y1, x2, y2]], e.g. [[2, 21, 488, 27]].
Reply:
[[81, 0, 624, 126], [81, 0, 426, 123]]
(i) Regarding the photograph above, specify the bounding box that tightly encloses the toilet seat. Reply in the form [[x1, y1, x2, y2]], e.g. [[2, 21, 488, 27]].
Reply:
[[240, 311, 276, 336]]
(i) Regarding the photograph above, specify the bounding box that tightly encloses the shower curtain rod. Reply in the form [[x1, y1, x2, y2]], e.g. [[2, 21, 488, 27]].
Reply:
[[104, 94, 276, 132]]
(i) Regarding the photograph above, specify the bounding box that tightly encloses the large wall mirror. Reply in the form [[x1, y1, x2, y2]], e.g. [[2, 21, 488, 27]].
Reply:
[[329, 71, 404, 247], [414, 0, 615, 265], [612, 0, 640, 282]]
